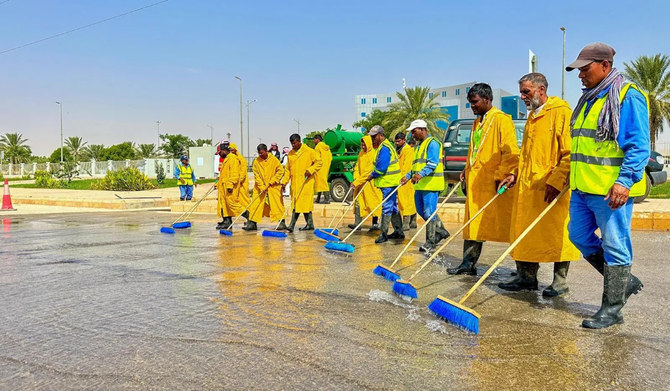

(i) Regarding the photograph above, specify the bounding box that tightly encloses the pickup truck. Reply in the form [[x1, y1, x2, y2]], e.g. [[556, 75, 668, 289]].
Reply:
[[441, 118, 667, 203]]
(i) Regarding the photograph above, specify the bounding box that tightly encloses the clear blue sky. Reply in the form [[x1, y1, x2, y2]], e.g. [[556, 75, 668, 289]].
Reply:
[[1, 0, 668, 156]]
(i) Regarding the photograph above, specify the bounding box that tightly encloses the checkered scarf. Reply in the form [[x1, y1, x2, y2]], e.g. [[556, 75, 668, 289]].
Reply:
[[570, 68, 624, 143]]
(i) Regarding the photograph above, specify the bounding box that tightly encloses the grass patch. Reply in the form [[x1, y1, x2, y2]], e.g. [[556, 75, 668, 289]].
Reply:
[[649, 181, 670, 198], [12, 178, 217, 190]]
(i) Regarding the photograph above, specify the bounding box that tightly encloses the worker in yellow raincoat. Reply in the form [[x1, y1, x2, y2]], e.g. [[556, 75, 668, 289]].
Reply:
[[243, 143, 287, 231], [394, 132, 417, 230], [448, 83, 520, 275], [216, 145, 242, 229], [229, 143, 250, 222], [348, 135, 382, 231], [313, 134, 333, 204], [281, 133, 322, 232], [496, 73, 580, 295]]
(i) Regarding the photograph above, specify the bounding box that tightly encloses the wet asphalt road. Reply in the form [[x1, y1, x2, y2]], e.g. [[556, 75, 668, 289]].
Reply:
[[0, 212, 669, 390]]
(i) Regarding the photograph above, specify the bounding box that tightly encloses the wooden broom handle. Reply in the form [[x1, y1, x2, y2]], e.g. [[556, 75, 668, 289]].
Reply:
[[458, 187, 568, 305], [342, 182, 408, 242], [332, 182, 370, 230], [325, 185, 354, 229], [171, 185, 217, 225], [230, 189, 267, 226], [406, 187, 507, 281], [388, 182, 462, 270]]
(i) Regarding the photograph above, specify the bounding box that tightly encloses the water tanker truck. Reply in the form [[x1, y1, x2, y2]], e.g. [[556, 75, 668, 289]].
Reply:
[[323, 125, 363, 202]]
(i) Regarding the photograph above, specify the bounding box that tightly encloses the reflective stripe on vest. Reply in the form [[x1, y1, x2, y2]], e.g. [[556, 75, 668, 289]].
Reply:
[[373, 139, 402, 188], [569, 83, 648, 196], [178, 164, 194, 186], [412, 137, 445, 191]]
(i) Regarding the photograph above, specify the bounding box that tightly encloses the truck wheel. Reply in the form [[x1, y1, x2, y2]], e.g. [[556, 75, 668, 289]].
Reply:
[[330, 178, 350, 202], [634, 173, 652, 204]]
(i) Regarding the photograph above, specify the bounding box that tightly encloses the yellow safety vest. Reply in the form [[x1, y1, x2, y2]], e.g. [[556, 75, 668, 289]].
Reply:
[[412, 136, 445, 191], [177, 164, 194, 186], [570, 83, 648, 196], [373, 139, 402, 188]]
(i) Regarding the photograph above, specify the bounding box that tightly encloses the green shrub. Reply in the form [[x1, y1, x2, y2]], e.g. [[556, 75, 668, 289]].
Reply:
[[92, 167, 156, 191], [155, 161, 166, 184], [0, 172, 4, 182], [34, 170, 66, 188]]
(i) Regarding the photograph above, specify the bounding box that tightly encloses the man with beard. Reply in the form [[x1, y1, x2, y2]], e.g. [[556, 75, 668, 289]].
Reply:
[[496, 73, 580, 295]]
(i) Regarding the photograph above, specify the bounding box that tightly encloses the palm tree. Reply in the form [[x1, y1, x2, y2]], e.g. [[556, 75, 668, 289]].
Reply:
[[0, 132, 32, 164], [136, 143, 157, 158], [383, 86, 450, 140], [623, 54, 670, 149], [65, 136, 87, 162], [82, 144, 106, 161]]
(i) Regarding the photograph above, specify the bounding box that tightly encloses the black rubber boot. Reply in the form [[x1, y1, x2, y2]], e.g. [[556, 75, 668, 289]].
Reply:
[[584, 250, 643, 300], [543, 261, 570, 297], [299, 212, 314, 231], [447, 240, 482, 275], [582, 265, 630, 329], [242, 220, 258, 231], [409, 214, 418, 229], [387, 213, 405, 240], [286, 212, 299, 233], [315, 193, 321, 204], [348, 204, 362, 229], [498, 261, 539, 291], [322, 192, 330, 204], [241, 210, 250, 221], [368, 216, 380, 232], [216, 220, 226, 229], [276, 219, 288, 231], [221, 217, 233, 230], [402, 216, 410, 231], [375, 214, 391, 244], [419, 220, 437, 252], [435, 218, 450, 243]]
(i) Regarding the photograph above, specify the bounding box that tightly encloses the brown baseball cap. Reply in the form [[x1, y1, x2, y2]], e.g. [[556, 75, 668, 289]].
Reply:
[[566, 42, 616, 71]]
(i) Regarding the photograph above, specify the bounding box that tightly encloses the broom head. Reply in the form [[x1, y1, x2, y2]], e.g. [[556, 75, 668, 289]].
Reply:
[[314, 228, 341, 241], [372, 264, 400, 281], [262, 230, 287, 238], [428, 295, 480, 334], [160, 227, 176, 234], [392, 279, 418, 299], [172, 221, 192, 229], [219, 229, 233, 236], [324, 241, 354, 253]]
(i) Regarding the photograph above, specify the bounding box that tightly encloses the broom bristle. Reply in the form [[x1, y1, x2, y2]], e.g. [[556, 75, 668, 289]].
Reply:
[[262, 230, 287, 238], [314, 229, 341, 241], [324, 241, 355, 253], [219, 229, 233, 236], [373, 265, 400, 281], [172, 221, 191, 229], [160, 227, 175, 234], [392, 280, 418, 299], [428, 295, 480, 334]]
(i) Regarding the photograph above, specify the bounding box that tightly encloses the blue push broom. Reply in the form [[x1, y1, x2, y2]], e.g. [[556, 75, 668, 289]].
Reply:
[[324, 183, 404, 253], [261, 179, 308, 238], [314, 182, 369, 242], [392, 186, 508, 299], [160, 185, 216, 234], [428, 188, 567, 334], [220, 190, 266, 236], [373, 182, 461, 281]]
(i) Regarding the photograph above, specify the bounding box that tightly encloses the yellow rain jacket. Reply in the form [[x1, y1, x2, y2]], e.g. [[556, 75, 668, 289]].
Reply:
[[463, 107, 520, 242], [229, 143, 250, 208], [249, 154, 286, 223], [217, 154, 242, 217], [510, 97, 580, 262], [282, 143, 322, 213], [352, 135, 382, 217], [314, 141, 332, 193], [397, 143, 416, 216]]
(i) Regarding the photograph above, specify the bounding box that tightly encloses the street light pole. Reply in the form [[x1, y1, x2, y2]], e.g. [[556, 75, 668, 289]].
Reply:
[[207, 124, 214, 145], [156, 120, 161, 152], [55, 101, 63, 164], [561, 27, 566, 100], [246, 99, 257, 155], [293, 118, 301, 136], [235, 76, 243, 156]]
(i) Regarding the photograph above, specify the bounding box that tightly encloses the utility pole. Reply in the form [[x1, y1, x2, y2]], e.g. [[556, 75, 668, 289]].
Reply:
[[207, 124, 214, 145], [55, 101, 63, 164], [293, 118, 301, 136], [235, 76, 243, 156], [156, 120, 161, 150], [246, 99, 257, 156], [561, 27, 566, 100]]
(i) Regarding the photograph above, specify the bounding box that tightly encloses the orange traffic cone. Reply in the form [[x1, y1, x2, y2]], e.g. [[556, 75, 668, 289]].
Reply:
[[2, 179, 16, 211]]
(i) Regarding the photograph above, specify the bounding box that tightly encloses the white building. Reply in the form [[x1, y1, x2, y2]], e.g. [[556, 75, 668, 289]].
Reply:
[[354, 82, 525, 130]]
